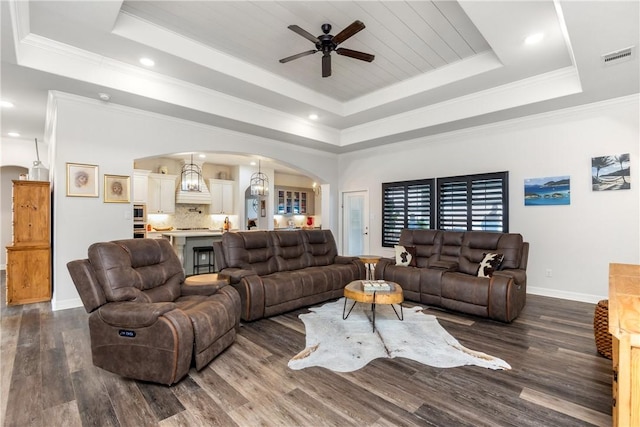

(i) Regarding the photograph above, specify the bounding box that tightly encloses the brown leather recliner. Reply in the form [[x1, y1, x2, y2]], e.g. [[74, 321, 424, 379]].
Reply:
[[67, 238, 241, 385]]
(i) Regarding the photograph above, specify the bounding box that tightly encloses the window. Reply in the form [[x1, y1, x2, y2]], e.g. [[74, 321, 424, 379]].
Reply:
[[382, 172, 508, 246], [382, 179, 434, 247], [438, 172, 508, 232]]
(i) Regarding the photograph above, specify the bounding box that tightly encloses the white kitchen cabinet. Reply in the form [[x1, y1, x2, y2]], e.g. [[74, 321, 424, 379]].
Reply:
[[148, 173, 177, 214], [209, 179, 234, 214], [133, 169, 150, 203]]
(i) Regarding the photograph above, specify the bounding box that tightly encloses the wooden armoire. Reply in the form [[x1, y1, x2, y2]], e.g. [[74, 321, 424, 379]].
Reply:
[[6, 180, 51, 305]]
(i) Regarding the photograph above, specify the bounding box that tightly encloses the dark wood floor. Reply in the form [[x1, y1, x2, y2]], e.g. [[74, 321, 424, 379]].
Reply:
[[1, 272, 612, 426]]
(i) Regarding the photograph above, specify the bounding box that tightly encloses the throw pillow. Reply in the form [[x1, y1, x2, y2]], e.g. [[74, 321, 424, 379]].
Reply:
[[477, 252, 504, 278], [395, 245, 417, 267]]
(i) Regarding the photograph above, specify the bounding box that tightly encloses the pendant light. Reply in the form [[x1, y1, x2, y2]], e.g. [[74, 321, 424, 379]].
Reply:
[[250, 160, 269, 197], [180, 154, 202, 192]]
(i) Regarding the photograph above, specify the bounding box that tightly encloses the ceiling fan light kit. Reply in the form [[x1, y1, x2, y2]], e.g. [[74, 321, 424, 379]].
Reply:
[[280, 20, 375, 78]]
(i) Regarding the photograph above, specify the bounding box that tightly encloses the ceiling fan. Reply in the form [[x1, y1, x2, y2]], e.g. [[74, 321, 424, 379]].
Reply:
[[279, 20, 375, 78]]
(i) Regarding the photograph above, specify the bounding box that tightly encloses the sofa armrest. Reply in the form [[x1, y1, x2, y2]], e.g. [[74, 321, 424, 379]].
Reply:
[[231, 274, 265, 321], [373, 257, 395, 280], [488, 270, 527, 322], [493, 269, 526, 286], [97, 301, 178, 328], [219, 267, 258, 284]]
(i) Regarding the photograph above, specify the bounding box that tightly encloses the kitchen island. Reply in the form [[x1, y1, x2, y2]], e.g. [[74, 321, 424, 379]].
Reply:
[[161, 230, 226, 275]]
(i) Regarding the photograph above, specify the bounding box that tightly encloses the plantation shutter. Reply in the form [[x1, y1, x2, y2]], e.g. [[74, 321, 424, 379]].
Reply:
[[438, 179, 468, 230], [382, 179, 434, 247], [438, 172, 508, 231], [382, 184, 406, 246], [471, 176, 505, 232]]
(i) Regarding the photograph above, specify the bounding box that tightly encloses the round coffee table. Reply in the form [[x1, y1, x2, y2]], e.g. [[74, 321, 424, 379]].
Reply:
[[343, 280, 403, 332]]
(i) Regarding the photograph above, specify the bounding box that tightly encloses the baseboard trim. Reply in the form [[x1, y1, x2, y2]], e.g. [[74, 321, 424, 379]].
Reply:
[[52, 297, 83, 311], [528, 286, 606, 304]]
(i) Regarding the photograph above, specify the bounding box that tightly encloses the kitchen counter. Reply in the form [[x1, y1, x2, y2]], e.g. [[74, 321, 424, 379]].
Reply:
[[161, 230, 225, 238], [161, 230, 233, 274]]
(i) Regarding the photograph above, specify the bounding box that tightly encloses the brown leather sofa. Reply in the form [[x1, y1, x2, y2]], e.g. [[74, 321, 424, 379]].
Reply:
[[375, 229, 529, 322], [67, 238, 241, 385], [214, 229, 366, 321]]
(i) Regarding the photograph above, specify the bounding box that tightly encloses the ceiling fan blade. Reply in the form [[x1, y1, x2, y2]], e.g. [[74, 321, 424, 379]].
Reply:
[[287, 25, 318, 43], [279, 50, 317, 63], [322, 54, 331, 78], [336, 48, 375, 62], [332, 20, 365, 45]]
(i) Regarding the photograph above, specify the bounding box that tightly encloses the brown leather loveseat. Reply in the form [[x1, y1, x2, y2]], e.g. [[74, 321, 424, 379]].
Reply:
[[375, 229, 529, 322], [214, 229, 365, 321], [67, 238, 241, 385]]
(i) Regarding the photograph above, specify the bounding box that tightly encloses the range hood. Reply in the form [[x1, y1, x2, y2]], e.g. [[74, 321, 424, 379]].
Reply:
[[175, 159, 211, 205]]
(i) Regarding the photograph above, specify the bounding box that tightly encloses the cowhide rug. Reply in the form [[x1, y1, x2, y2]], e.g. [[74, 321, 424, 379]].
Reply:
[[288, 298, 511, 372]]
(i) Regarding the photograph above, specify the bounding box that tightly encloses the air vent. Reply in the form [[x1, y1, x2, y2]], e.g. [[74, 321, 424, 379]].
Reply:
[[602, 46, 635, 66]]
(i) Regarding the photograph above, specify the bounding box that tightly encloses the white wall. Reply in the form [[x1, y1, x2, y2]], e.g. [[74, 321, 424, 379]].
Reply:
[[49, 92, 340, 310], [339, 95, 639, 302]]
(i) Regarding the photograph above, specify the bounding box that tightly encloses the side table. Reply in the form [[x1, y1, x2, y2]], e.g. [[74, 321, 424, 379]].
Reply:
[[358, 255, 381, 280], [183, 273, 230, 295]]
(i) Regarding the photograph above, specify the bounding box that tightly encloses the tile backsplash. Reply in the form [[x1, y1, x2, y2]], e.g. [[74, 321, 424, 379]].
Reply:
[[147, 205, 319, 231]]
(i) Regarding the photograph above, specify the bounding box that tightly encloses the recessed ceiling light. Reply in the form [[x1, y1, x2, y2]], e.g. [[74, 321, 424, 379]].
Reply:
[[98, 92, 111, 101], [8, 132, 20, 137], [308, 113, 318, 120], [250, 161, 257, 166], [1, 100, 15, 108], [139, 57, 155, 67], [525, 33, 544, 45], [198, 154, 206, 159]]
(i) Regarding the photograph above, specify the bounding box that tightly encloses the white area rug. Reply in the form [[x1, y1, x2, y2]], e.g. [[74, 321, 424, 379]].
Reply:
[[288, 298, 511, 372]]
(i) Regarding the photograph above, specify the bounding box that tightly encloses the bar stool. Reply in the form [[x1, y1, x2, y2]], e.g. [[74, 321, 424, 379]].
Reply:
[[193, 246, 214, 275]]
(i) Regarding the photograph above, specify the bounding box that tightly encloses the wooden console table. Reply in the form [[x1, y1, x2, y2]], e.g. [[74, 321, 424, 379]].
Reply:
[[609, 263, 640, 426]]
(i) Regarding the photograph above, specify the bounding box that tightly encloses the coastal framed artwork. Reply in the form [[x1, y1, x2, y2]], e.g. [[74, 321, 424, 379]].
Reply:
[[104, 174, 131, 203], [66, 162, 99, 197], [592, 153, 630, 191], [524, 176, 570, 206]]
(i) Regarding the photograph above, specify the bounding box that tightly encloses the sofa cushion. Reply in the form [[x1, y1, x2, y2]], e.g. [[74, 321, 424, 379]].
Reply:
[[222, 231, 277, 276], [439, 231, 464, 263], [302, 230, 338, 267], [395, 245, 417, 266], [398, 229, 441, 267], [89, 239, 183, 303], [477, 252, 504, 278], [271, 231, 310, 271]]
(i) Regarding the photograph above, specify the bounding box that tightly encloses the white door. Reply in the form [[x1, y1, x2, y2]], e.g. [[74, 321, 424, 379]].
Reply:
[[342, 191, 369, 256]]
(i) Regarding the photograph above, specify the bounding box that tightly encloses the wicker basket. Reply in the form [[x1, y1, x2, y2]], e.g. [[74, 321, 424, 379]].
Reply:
[[593, 299, 612, 359]]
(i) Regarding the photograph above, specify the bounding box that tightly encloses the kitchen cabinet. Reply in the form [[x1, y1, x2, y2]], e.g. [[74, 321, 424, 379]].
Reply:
[[209, 179, 234, 214], [275, 186, 314, 215], [6, 180, 51, 305], [148, 173, 177, 214], [133, 169, 150, 203]]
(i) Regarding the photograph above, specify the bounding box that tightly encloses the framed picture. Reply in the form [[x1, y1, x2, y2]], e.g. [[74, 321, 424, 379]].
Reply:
[[66, 163, 99, 197], [104, 174, 131, 203], [524, 175, 570, 206], [260, 199, 266, 217], [592, 153, 631, 191]]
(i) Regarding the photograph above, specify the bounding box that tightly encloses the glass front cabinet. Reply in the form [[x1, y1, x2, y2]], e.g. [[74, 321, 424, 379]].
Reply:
[[276, 187, 313, 215]]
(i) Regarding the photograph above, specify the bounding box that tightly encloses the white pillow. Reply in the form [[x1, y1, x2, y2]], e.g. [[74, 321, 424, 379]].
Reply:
[[394, 245, 416, 267], [477, 253, 504, 278]]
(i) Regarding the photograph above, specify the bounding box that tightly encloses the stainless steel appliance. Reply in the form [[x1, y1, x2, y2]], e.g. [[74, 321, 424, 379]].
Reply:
[[133, 204, 146, 238]]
